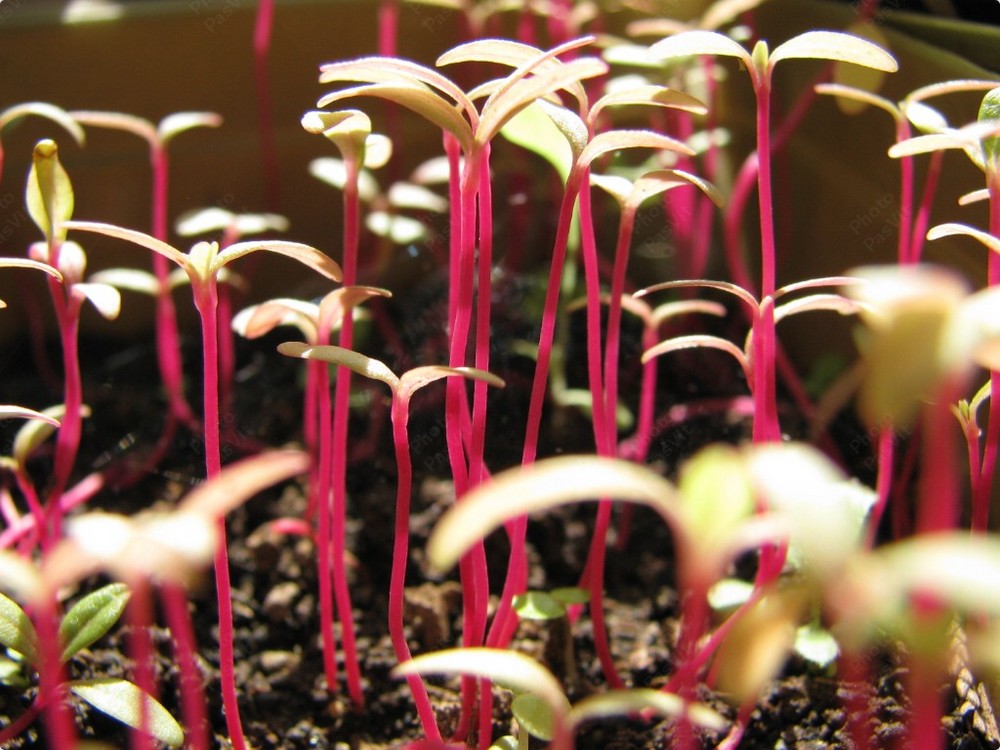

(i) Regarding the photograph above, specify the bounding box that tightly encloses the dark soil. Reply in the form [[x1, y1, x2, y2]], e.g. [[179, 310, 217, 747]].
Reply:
[[0, 318, 998, 750]]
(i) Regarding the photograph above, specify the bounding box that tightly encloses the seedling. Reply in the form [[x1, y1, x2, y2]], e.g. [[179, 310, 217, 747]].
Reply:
[[278, 341, 503, 741], [62, 218, 338, 750], [649, 29, 897, 442], [394, 646, 726, 750], [0, 582, 182, 747], [511, 586, 588, 692]]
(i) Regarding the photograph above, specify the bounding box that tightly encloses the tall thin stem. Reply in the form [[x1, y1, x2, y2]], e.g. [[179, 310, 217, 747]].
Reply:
[[330, 157, 364, 706], [751, 74, 781, 444], [974, 171, 1000, 532], [389, 395, 443, 741], [193, 281, 247, 750]]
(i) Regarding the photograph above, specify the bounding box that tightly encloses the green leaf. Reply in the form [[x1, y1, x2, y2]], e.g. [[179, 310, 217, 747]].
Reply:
[[979, 87, 1000, 171], [501, 101, 575, 183], [0, 591, 39, 666], [70, 678, 184, 747], [512, 591, 566, 621], [477, 56, 608, 146], [59, 583, 131, 663], [512, 692, 556, 740], [677, 445, 754, 550], [550, 586, 589, 606], [12, 404, 89, 469], [26, 139, 74, 243]]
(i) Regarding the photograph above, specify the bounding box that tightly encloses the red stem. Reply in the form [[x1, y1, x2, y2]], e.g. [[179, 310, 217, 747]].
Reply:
[[330, 157, 364, 706], [150, 144, 196, 428], [44, 277, 82, 548], [751, 73, 780, 443], [895, 119, 915, 264], [126, 578, 156, 750], [865, 426, 896, 548], [485, 173, 584, 663], [389, 395, 443, 741], [908, 149, 944, 264], [916, 378, 962, 533], [974, 172, 1000, 532], [577, 176, 624, 688], [35, 599, 77, 749], [316, 341, 340, 697], [160, 583, 210, 750], [194, 281, 247, 750]]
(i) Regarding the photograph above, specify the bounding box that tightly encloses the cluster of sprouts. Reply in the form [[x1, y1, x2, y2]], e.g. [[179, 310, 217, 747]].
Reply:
[[0, 1, 999, 749]]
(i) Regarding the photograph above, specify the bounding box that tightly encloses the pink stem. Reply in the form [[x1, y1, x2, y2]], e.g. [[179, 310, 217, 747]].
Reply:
[[974, 173, 1000, 532], [864, 426, 896, 548], [330, 158, 364, 706], [150, 144, 196, 428], [751, 74, 780, 443], [485, 172, 584, 661], [908, 149, 943, 263], [577, 175, 623, 688], [895, 119, 915, 264], [126, 578, 156, 750], [316, 342, 340, 697], [0, 700, 41, 746], [389, 395, 442, 741], [0, 473, 103, 550], [194, 282, 247, 750], [160, 583, 210, 750], [44, 279, 82, 548], [916, 378, 962, 533], [35, 599, 77, 749]]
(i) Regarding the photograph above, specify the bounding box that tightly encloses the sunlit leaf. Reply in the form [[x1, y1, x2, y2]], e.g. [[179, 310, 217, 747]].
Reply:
[[512, 692, 556, 740], [213, 240, 342, 282], [570, 688, 727, 732], [427, 456, 679, 572], [26, 140, 74, 243], [70, 678, 184, 747], [512, 591, 566, 621], [0, 102, 85, 146], [278, 342, 400, 391], [63, 221, 188, 268], [318, 82, 474, 154], [398, 366, 504, 403], [770, 31, 897, 72], [501, 102, 578, 181], [75, 283, 121, 320], [647, 30, 752, 68], [394, 648, 570, 724]]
